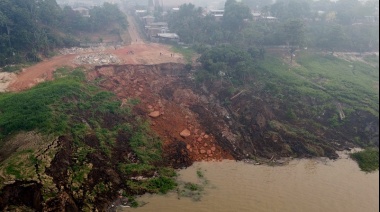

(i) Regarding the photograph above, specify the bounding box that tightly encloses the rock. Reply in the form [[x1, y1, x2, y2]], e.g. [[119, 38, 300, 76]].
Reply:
[[204, 134, 209, 139], [204, 143, 208, 147], [139, 87, 143, 92], [197, 137, 202, 142], [211, 147, 216, 152], [148, 111, 160, 118], [147, 105, 153, 109], [186, 144, 191, 150], [207, 150, 212, 154], [200, 149, 206, 154], [180, 129, 191, 137]]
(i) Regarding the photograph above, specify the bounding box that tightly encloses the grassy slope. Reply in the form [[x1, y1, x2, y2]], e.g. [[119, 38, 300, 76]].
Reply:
[[258, 52, 379, 117], [0, 69, 176, 208]]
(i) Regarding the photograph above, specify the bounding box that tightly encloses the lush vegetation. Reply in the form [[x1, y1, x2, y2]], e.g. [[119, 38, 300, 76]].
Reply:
[[351, 148, 379, 172], [166, 0, 378, 54], [195, 42, 378, 155], [0, 68, 178, 208], [0, 0, 127, 66]]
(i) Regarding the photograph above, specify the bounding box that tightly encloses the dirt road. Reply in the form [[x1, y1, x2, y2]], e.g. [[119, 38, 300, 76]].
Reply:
[[5, 16, 184, 92], [126, 14, 145, 45]]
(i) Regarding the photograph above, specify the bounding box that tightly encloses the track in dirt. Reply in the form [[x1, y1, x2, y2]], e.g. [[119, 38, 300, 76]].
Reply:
[[6, 12, 185, 92]]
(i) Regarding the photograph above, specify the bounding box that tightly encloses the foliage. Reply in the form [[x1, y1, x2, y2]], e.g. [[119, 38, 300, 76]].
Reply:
[[223, 0, 253, 31], [351, 148, 379, 172], [167, 0, 378, 53], [198, 45, 256, 85], [127, 176, 177, 194], [0, 1, 127, 66], [171, 46, 195, 63]]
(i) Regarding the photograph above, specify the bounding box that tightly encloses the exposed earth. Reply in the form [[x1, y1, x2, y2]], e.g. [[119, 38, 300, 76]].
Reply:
[[0, 12, 378, 212]]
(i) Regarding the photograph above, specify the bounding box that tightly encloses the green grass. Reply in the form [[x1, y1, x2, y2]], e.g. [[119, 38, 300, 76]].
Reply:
[[295, 52, 379, 116], [171, 46, 196, 63], [350, 148, 379, 172], [129, 122, 163, 164], [2, 65, 23, 73], [257, 52, 379, 118], [0, 67, 181, 205], [0, 79, 82, 139], [127, 176, 177, 194]]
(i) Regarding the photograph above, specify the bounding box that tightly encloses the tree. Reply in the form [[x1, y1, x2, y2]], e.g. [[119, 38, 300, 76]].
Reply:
[[270, 0, 311, 20], [198, 45, 255, 84], [223, 0, 252, 32], [324, 24, 346, 55], [282, 19, 305, 63], [242, 0, 274, 10]]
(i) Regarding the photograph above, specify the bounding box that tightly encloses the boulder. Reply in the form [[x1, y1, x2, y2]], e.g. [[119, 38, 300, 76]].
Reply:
[[180, 129, 191, 137], [148, 111, 160, 118]]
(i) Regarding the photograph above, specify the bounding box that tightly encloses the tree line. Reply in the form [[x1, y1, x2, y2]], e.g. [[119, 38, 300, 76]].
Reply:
[[166, 0, 379, 54], [0, 0, 127, 66]]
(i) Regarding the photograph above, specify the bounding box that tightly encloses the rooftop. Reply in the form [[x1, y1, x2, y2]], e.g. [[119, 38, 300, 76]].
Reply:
[[157, 33, 179, 39]]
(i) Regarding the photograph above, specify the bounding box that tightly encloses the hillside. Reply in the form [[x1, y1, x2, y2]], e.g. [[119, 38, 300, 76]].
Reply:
[[0, 49, 378, 210]]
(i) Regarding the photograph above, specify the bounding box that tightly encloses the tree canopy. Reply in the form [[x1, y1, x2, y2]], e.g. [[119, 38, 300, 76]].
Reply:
[[0, 0, 127, 66]]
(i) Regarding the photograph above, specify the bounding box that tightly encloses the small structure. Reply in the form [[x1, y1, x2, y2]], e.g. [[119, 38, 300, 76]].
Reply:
[[209, 9, 224, 21], [73, 7, 90, 17], [142, 15, 155, 25], [252, 12, 261, 21], [135, 10, 148, 16], [263, 16, 278, 22], [145, 22, 169, 39], [155, 33, 180, 44]]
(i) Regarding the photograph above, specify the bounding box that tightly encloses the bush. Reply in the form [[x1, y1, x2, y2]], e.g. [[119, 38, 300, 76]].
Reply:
[[351, 148, 379, 172]]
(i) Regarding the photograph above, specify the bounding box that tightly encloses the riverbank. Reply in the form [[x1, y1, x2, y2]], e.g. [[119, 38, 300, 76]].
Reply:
[[124, 150, 379, 212]]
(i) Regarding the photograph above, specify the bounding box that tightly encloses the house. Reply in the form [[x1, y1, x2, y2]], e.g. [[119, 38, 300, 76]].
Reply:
[[263, 16, 278, 22], [209, 9, 224, 21], [142, 16, 155, 25], [154, 33, 180, 44], [73, 7, 90, 17], [252, 12, 261, 21], [145, 22, 169, 39], [135, 10, 148, 16]]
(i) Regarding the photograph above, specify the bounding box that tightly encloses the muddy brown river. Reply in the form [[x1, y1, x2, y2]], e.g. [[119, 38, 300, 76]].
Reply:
[[123, 151, 379, 212]]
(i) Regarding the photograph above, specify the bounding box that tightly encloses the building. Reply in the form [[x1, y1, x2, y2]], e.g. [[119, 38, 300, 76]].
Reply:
[[135, 10, 148, 16], [209, 9, 224, 21], [154, 33, 180, 44], [142, 15, 155, 25], [252, 12, 261, 21], [73, 7, 90, 17], [145, 22, 169, 39]]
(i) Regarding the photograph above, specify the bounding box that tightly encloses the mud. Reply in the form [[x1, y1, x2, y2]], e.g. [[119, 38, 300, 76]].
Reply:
[[1, 62, 377, 211], [0, 181, 43, 211], [89, 62, 378, 161]]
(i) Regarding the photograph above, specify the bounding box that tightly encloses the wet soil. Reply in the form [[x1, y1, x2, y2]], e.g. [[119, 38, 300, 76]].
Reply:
[[1, 62, 378, 211]]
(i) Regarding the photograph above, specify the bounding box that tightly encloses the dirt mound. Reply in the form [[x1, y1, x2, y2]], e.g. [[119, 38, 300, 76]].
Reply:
[[90, 63, 234, 162], [7, 43, 184, 92]]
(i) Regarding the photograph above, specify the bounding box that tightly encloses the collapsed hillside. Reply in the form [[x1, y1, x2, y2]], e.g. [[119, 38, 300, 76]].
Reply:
[[0, 61, 378, 211], [91, 62, 378, 161]]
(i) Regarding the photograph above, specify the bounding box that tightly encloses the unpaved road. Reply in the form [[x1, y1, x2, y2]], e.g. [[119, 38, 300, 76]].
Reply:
[[4, 15, 184, 92]]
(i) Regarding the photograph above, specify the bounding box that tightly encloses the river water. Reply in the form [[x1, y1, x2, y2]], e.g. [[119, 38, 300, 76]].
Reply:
[[123, 152, 379, 212]]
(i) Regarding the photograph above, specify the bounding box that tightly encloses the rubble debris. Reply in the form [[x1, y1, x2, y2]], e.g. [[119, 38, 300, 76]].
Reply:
[[74, 53, 121, 65], [148, 111, 161, 118], [180, 129, 191, 138]]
